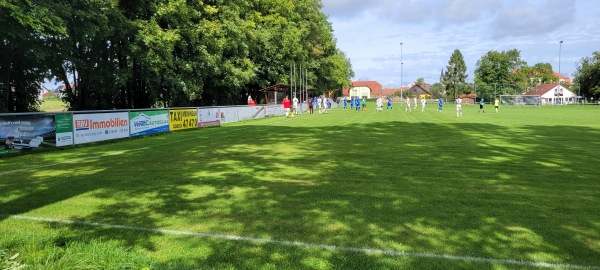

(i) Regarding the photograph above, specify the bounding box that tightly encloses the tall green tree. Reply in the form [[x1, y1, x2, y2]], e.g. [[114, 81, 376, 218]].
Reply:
[[0, 0, 66, 112], [2, 0, 353, 111], [43, 0, 140, 110], [429, 83, 445, 99], [443, 49, 468, 100], [314, 49, 353, 92], [513, 63, 555, 90], [474, 49, 526, 99], [573, 51, 600, 100]]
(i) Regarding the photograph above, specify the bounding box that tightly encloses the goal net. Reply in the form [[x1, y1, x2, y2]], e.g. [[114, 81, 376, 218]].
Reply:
[[499, 95, 541, 107]]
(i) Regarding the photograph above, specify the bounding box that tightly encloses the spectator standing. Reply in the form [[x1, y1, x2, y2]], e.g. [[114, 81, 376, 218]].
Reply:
[[282, 96, 291, 118]]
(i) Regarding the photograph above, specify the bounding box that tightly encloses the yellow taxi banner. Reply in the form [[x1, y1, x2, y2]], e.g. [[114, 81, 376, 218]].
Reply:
[[169, 109, 198, 131]]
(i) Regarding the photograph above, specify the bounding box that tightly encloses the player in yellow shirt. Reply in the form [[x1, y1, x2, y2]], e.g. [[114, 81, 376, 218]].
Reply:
[[494, 97, 500, 113]]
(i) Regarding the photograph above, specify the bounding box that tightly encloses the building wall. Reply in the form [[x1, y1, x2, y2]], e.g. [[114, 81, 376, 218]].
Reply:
[[541, 87, 576, 105], [349, 87, 371, 99]]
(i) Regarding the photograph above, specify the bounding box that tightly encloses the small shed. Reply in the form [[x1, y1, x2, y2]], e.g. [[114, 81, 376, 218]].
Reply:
[[259, 84, 290, 104], [458, 94, 477, 104]]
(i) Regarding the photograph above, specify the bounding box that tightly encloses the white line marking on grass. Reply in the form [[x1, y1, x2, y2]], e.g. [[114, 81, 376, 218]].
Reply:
[[6, 214, 599, 270]]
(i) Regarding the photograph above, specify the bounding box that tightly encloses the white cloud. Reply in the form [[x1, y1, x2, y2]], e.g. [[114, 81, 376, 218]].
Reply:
[[491, 0, 576, 38], [434, 0, 499, 23], [322, 0, 599, 87]]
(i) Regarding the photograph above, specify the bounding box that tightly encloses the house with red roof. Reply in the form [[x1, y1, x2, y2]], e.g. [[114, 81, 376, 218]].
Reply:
[[524, 83, 576, 105], [554, 72, 572, 84], [342, 80, 407, 98], [342, 81, 381, 99], [512, 69, 572, 85], [406, 83, 431, 99]]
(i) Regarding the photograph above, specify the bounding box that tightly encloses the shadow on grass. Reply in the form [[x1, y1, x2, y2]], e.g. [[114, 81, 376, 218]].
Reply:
[[1, 117, 599, 268]]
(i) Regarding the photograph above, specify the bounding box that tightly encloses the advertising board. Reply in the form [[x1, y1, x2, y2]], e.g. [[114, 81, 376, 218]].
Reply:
[[169, 109, 198, 131], [0, 115, 56, 153], [130, 110, 170, 136], [73, 112, 129, 144], [218, 107, 239, 124], [198, 108, 221, 127], [55, 114, 73, 146]]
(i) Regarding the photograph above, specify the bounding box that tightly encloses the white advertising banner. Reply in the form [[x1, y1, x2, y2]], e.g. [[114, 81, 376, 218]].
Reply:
[[266, 105, 283, 117], [265, 105, 275, 116], [237, 106, 255, 121], [198, 107, 221, 127], [218, 107, 239, 124], [73, 112, 130, 144], [254, 106, 265, 119]]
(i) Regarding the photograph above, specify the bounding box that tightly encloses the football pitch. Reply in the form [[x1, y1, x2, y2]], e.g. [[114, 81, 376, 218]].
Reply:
[[1, 104, 599, 269]]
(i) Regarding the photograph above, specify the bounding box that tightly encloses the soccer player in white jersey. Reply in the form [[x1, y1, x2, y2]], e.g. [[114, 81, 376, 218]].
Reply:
[[456, 97, 463, 118], [413, 97, 418, 111], [292, 96, 299, 115], [420, 98, 426, 112]]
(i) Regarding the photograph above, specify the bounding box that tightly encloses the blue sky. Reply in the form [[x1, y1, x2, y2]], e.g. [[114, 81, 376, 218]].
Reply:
[[322, 0, 600, 88]]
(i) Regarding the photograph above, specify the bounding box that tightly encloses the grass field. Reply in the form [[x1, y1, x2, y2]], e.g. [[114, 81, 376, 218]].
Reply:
[[1, 104, 599, 269], [40, 96, 68, 112]]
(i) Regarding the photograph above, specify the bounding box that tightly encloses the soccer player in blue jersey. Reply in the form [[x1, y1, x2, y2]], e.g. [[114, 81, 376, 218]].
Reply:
[[438, 98, 443, 112], [387, 97, 393, 110], [355, 97, 360, 111], [343, 98, 348, 110]]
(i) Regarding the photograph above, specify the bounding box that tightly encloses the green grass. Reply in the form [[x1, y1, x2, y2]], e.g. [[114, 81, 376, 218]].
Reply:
[[1, 104, 599, 269], [40, 96, 67, 112]]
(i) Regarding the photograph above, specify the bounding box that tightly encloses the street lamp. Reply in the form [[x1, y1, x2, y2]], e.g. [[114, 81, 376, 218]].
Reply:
[[557, 40, 563, 105], [400, 42, 403, 103]]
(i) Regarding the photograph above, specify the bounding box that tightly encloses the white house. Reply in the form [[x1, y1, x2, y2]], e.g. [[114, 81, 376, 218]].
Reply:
[[525, 84, 576, 105]]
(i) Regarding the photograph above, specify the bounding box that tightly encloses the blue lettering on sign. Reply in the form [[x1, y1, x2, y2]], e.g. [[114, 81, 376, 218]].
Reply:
[[134, 120, 150, 127]]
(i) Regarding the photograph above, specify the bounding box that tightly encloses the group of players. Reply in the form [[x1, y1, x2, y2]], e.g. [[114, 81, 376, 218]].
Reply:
[[341, 97, 370, 111], [341, 97, 438, 113], [282, 95, 334, 117], [280, 95, 501, 118], [340, 96, 501, 118]]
